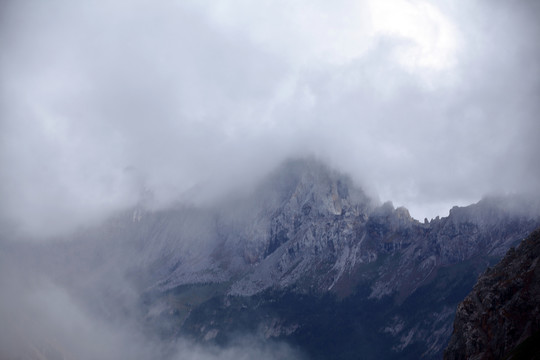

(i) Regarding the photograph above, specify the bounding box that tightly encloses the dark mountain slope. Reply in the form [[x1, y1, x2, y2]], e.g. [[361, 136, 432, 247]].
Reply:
[[444, 228, 540, 360]]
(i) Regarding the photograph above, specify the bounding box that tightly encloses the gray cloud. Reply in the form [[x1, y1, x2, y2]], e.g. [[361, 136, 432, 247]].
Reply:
[[1, 0, 539, 238]]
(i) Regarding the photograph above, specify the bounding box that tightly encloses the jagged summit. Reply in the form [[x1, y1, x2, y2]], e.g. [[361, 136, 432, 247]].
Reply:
[[268, 159, 371, 214], [233, 157, 373, 217]]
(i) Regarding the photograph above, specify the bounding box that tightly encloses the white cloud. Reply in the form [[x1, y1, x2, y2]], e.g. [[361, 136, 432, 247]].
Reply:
[[190, 0, 373, 66], [1, 0, 539, 237], [370, 0, 460, 71]]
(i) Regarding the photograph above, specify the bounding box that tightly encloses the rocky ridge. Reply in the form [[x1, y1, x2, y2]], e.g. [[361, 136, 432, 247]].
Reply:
[[444, 228, 540, 360]]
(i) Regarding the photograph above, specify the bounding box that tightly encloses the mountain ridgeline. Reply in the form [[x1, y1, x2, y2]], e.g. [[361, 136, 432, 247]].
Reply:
[[14, 159, 540, 359]]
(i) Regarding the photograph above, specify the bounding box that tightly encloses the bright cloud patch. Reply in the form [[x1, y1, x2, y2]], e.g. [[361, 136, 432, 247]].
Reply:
[[370, 0, 460, 71]]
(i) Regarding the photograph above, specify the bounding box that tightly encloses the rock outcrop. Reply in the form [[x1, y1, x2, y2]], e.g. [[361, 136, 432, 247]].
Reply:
[[444, 228, 540, 360]]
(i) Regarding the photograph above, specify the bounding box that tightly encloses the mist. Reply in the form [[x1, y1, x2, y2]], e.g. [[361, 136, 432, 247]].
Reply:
[[0, 279, 303, 360], [0, 235, 306, 360]]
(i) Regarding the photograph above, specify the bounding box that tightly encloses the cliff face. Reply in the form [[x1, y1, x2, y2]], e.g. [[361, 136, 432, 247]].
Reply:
[[444, 228, 540, 360]]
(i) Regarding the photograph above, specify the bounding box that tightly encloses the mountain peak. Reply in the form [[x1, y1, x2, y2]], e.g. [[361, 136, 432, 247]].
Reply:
[[259, 157, 372, 217]]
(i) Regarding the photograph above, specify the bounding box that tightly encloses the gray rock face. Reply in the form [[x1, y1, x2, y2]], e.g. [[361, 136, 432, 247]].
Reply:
[[225, 159, 374, 295], [444, 228, 540, 360]]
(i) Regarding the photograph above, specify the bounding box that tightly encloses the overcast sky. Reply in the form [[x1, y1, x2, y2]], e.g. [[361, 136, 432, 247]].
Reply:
[[1, 0, 539, 238]]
